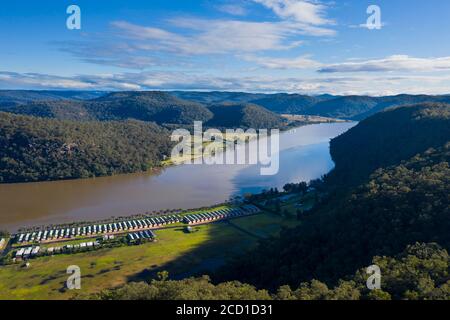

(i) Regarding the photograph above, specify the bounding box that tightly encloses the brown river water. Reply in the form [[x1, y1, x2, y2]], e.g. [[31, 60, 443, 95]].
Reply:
[[0, 122, 355, 232]]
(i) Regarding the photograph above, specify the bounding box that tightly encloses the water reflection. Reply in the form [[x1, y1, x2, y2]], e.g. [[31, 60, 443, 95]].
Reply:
[[0, 122, 355, 231]]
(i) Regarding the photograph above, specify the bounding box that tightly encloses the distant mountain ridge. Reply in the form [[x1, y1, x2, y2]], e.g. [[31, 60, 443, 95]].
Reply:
[[0, 90, 107, 105], [2, 90, 450, 121], [88, 91, 214, 125], [329, 102, 450, 186], [0, 91, 285, 129], [172, 91, 450, 120], [206, 103, 285, 129]]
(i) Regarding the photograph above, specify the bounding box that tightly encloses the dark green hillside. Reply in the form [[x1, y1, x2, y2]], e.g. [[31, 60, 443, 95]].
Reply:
[[170, 91, 265, 104], [206, 103, 285, 129], [0, 112, 173, 183], [217, 103, 450, 290], [273, 243, 450, 300], [220, 142, 450, 290], [355, 94, 450, 120], [3, 101, 95, 121], [87, 91, 214, 125], [173, 92, 450, 120], [97, 243, 450, 300], [303, 94, 450, 120], [329, 103, 450, 187], [171, 91, 335, 115], [306, 96, 378, 119], [3, 90, 450, 123], [96, 275, 272, 300], [0, 91, 214, 125], [0, 90, 106, 105], [251, 94, 320, 114]]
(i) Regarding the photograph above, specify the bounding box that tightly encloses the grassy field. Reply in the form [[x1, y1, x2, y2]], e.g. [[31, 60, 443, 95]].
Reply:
[[260, 192, 316, 217], [162, 132, 257, 166], [0, 212, 298, 300]]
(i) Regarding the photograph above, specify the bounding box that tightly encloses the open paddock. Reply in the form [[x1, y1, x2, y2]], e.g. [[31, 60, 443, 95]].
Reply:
[[0, 212, 298, 300]]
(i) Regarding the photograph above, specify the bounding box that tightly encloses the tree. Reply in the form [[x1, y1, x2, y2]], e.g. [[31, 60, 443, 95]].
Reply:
[[0, 230, 10, 238]]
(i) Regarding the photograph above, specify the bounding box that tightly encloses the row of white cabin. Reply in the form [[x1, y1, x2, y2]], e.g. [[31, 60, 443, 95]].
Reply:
[[15, 215, 182, 244], [14, 205, 260, 244], [14, 246, 40, 260], [47, 240, 100, 255], [15, 240, 102, 259], [183, 205, 260, 225], [127, 230, 156, 242]]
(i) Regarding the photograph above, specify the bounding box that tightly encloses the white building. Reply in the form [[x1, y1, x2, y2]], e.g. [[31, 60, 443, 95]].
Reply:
[[31, 246, 40, 256]]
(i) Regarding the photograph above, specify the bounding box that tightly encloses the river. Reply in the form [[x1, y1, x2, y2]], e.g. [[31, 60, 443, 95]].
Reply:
[[0, 122, 355, 232]]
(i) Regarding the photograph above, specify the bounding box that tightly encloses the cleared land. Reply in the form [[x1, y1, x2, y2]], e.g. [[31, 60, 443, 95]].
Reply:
[[281, 114, 348, 124], [162, 132, 257, 166], [0, 212, 298, 300]]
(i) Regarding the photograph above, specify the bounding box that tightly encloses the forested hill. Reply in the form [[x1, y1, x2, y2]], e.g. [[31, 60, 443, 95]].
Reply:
[[2, 90, 450, 121], [218, 103, 450, 290], [88, 91, 214, 124], [1, 100, 97, 122], [0, 93, 289, 183], [97, 243, 450, 300], [250, 94, 323, 114], [304, 94, 450, 120], [0, 112, 173, 183], [329, 103, 450, 187], [206, 103, 285, 129], [0, 91, 286, 129], [0, 90, 106, 105], [170, 91, 450, 120], [171, 91, 266, 104], [0, 92, 214, 125]]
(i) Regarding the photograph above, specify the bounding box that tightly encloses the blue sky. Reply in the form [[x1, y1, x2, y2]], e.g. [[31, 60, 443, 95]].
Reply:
[[1, 0, 450, 95]]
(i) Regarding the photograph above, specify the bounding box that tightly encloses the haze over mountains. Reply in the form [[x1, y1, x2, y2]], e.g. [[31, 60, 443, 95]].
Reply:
[[173, 91, 450, 120], [1, 90, 450, 184], [0, 91, 284, 129], [2, 90, 450, 122], [0, 90, 106, 105]]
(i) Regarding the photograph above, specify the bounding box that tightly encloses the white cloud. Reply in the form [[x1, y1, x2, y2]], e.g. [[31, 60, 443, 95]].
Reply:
[[2, 71, 450, 96], [242, 54, 322, 69], [110, 18, 333, 58], [253, 0, 333, 25], [319, 55, 450, 73], [56, 1, 335, 71], [217, 4, 247, 16], [0, 72, 142, 91]]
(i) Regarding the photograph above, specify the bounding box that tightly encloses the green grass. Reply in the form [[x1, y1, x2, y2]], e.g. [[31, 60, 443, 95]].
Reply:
[[12, 205, 233, 248], [0, 212, 296, 300], [260, 192, 317, 217], [229, 213, 299, 238]]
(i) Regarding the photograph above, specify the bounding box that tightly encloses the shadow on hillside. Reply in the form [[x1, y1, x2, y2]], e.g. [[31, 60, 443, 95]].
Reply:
[[125, 221, 261, 284]]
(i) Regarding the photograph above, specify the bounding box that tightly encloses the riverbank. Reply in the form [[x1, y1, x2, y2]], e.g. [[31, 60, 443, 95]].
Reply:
[[161, 115, 346, 166], [0, 122, 356, 232], [0, 210, 300, 300], [0, 182, 318, 300]]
